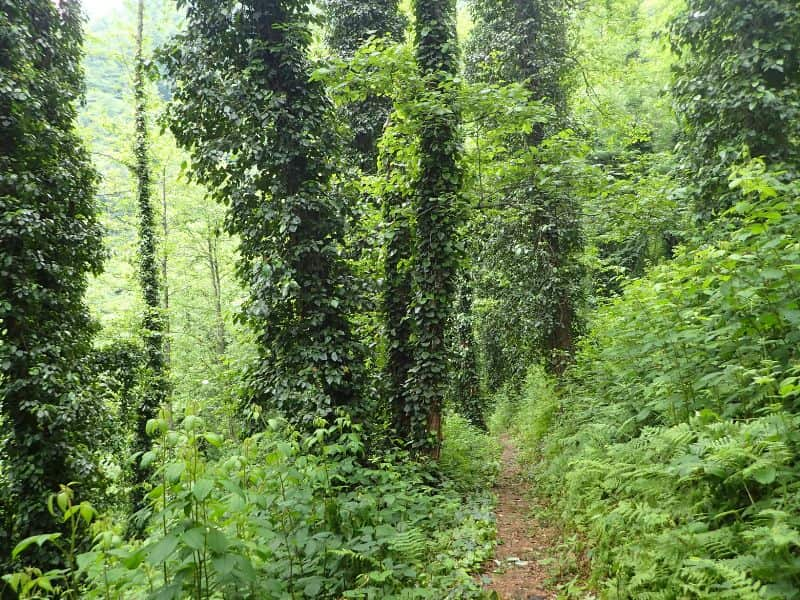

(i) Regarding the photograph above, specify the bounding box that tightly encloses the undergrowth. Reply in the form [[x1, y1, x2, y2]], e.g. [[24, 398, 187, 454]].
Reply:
[[3, 413, 499, 599], [498, 164, 800, 599]]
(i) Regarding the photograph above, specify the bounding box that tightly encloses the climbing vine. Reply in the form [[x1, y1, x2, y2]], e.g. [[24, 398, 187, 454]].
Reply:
[[130, 0, 168, 531], [402, 0, 463, 454], [0, 0, 104, 570], [467, 0, 583, 377], [162, 0, 364, 424], [324, 0, 406, 171], [670, 0, 800, 220]]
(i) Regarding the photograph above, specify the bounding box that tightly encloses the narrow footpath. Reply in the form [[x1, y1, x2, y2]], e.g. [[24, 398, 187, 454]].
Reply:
[[484, 435, 558, 600]]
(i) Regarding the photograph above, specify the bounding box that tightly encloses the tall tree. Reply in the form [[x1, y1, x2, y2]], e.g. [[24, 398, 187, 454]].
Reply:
[[400, 0, 462, 455], [163, 0, 364, 424], [129, 0, 168, 530], [0, 0, 104, 569], [447, 277, 485, 429], [324, 0, 406, 170], [324, 1, 414, 435], [670, 0, 800, 220], [467, 0, 583, 377]]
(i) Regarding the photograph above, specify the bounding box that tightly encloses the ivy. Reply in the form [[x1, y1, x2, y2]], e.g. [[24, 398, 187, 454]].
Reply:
[[162, 0, 365, 425], [130, 0, 168, 533], [467, 0, 584, 377], [465, 0, 570, 120], [0, 0, 105, 570], [670, 0, 800, 220], [446, 278, 486, 430], [401, 0, 463, 454], [324, 0, 406, 171]]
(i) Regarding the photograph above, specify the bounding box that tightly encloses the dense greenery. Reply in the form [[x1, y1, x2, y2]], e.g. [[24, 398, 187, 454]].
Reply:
[[504, 165, 800, 597], [162, 0, 365, 425], [3, 0, 800, 597], [401, 0, 463, 454], [130, 0, 169, 531], [467, 0, 584, 379], [671, 0, 800, 220], [0, 0, 105, 571]]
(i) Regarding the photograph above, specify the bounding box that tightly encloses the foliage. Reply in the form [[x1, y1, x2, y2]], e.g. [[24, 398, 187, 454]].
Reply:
[[2, 484, 98, 599], [670, 0, 800, 220], [466, 0, 585, 378], [0, 0, 105, 571], [520, 164, 800, 597], [439, 413, 501, 494], [130, 0, 169, 533], [446, 279, 486, 429], [465, 0, 570, 115], [400, 0, 463, 453], [162, 0, 365, 425], [469, 130, 587, 386], [4, 414, 496, 599], [324, 0, 406, 170]]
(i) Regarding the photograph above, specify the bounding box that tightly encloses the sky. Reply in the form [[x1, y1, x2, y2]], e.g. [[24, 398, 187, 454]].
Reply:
[[83, 0, 125, 20]]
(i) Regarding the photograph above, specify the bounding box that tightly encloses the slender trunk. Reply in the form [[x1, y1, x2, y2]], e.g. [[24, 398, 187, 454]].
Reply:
[[405, 0, 462, 457], [384, 189, 414, 438], [130, 0, 167, 535], [161, 166, 171, 368], [207, 230, 227, 359]]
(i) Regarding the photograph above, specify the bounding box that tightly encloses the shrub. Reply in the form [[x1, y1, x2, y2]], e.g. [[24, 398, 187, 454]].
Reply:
[[4, 413, 496, 599], [520, 164, 800, 597], [440, 413, 501, 493]]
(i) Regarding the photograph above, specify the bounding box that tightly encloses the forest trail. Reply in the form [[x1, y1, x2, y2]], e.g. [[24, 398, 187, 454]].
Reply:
[[484, 435, 558, 600]]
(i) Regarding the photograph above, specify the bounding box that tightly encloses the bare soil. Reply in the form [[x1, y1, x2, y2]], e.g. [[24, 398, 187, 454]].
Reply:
[[483, 435, 559, 600]]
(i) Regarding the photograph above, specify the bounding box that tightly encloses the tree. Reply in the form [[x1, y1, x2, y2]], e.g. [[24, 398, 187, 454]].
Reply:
[[129, 0, 169, 531], [400, 0, 463, 455], [447, 277, 485, 429], [466, 0, 569, 124], [467, 0, 583, 377], [162, 0, 364, 424], [0, 0, 104, 569], [670, 0, 800, 220], [324, 1, 411, 430], [324, 0, 406, 171]]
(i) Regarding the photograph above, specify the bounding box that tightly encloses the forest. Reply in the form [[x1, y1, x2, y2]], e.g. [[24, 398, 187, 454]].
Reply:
[[1, 0, 799, 598]]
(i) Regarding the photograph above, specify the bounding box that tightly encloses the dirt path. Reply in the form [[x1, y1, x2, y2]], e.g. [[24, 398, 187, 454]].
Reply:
[[484, 435, 559, 600]]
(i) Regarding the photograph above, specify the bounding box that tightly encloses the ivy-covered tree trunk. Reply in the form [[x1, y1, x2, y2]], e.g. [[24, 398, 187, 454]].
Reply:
[[129, 0, 168, 532], [163, 0, 364, 425], [324, 0, 405, 171], [670, 0, 800, 220], [402, 0, 462, 456], [0, 0, 104, 570], [467, 0, 583, 377], [448, 279, 485, 430], [383, 187, 414, 438], [324, 1, 411, 427]]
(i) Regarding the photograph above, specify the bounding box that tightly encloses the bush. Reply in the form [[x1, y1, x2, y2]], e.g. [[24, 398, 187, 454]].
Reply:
[[3, 413, 496, 599], [440, 412, 501, 493], [520, 164, 800, 598]]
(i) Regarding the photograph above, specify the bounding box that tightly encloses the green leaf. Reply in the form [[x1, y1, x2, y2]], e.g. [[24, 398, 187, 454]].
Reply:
[[193, 479, 214, 502], [122, 548, 146, 570], [165, 462, 185, 482], [752, 465, 777, 485], [12, 534, 62, 559], [212, 554, 236, 576], [181, 527, 206, 551], [207, 528, 229, 554], [147, 534, 179, 564]]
